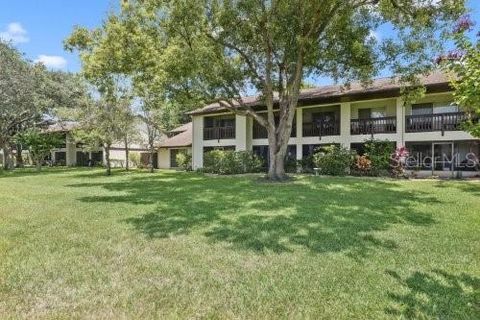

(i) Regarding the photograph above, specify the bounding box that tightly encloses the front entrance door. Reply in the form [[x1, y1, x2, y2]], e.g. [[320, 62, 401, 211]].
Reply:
[[433, 143, 454, 171]]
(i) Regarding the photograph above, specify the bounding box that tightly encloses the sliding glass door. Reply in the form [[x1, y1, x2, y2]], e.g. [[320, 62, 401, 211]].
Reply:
[[433, 143, 454, 171]]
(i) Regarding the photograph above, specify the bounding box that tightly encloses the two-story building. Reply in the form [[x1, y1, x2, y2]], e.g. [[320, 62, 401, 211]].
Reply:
[[188, 72, 480, 177]]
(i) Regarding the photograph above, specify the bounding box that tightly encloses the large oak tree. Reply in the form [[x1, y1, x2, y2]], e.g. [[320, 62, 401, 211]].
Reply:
[[72, 0, 465, 179], [122, 0, 465, 179], [0, 41, 88, 169]]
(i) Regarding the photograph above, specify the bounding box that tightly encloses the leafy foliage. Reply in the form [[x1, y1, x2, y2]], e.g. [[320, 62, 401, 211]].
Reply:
[[16, 129, 63, 170], [175, 152, 192, 171], [203, 150, 263, 175], [0, 41, 88, 169], [352, 155, 372, 176], [66, 0, 466, 179], [312, 145, 354, 176], [439, 14, 480, 138], [364, 139, 396, 176]]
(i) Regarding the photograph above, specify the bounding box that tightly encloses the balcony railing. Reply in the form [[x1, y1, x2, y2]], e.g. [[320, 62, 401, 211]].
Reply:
[[203, 126, 236, 140], [350, 116, 397, 135], [302, 121, 340, 137], [252, 123, 296, 139], [405, 112, 471, 135]]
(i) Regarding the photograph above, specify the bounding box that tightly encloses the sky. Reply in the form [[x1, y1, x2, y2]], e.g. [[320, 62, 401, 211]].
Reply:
[[1, 0, 480, 83]]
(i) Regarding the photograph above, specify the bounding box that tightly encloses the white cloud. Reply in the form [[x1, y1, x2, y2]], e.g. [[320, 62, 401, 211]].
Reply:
[[34, 55, 67, 69], [0, 22, 29, 44], [368, 30, 381, 42]]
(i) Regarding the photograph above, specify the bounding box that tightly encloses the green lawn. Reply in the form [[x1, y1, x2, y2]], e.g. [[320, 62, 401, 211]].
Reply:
[[0, 168, 479, 319]]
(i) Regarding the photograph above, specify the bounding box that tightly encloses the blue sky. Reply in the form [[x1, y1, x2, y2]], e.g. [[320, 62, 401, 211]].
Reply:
[[1, 0, 480, 82]]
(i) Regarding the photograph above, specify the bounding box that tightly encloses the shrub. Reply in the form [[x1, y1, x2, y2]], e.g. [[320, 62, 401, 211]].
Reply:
[[203, 150, 263, 174], [312, 145, 354, 176], [352, 155, 372, 176], [176, 152, 192, 171], [129, 152, 141, 168], [285, 157, 298, 173], [364, 140, 395, 176], [390, 146, 409, 178]]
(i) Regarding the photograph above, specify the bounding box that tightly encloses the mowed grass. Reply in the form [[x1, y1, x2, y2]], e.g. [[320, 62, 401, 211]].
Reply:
[[0, 168, 479, 319]]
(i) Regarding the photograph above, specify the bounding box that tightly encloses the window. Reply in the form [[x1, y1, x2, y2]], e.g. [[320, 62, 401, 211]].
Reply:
[[253, 145, 297, 170], [358, 108, 371, 119], [434, 102, 458, 114], [411, 103, 433, 116], [405, 143, 432, 170], [170, 149, 179, 168], [371, 107, 386, 118], [91, 151, 104, 165], [204, 116, 235, 128], [454, 141, 480, 171]]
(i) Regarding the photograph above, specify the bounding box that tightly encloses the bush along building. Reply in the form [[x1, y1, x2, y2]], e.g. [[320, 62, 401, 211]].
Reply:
[[188, 72, 480, 178]]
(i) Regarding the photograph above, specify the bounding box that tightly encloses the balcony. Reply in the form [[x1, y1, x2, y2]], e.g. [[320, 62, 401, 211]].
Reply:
[[203, 126, 235, 140], [350, 116, 397, 135], [252, 122, 296, 139], [405, 112, 471, 134], [302, 121, 340, 137]]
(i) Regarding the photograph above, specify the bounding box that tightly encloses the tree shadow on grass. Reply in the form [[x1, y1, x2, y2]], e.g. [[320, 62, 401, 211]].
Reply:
[[0, 167, 86, 179], [68, 172, 440, 258], [385, 269, 480, 319], [435, 180, 480, 196]]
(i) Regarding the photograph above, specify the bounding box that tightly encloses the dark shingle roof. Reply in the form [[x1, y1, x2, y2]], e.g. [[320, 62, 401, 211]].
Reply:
[[188, 72, 451, 116], [160, 122, 192, 148]]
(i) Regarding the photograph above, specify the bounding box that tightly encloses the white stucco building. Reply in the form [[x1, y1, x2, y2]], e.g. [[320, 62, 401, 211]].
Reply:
[[188, 72, 480, 177], [158, 122, 192, 169]]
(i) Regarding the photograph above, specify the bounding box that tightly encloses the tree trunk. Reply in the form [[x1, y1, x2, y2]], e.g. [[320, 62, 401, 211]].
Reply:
[[35, 158, 42, 172], [148, 145, 155, 173], [105, 144, 111, 176], [15, 144, 24, 168], [267, 142, 288, 180], [266, 112, 294, 180], [124, 137, 129, 171], [2, 146, 12, 170]]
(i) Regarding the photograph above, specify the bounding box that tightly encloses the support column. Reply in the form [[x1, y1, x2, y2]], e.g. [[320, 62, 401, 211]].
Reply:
[[340, 102, 351, 149], [66, 134, 76, 166], [235, 114, 248, 151], [192, 115, 204, 169], [395, 97, 405, 147], [296, 108, 303, 160]]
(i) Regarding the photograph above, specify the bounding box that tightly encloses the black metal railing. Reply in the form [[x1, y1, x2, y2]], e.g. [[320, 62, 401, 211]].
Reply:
[[302, 121, 340, 137], [350, 116, 397, 135], [405, 112, 471, 135], [252, 122, 296, 139], [203, 126, 236, 140]]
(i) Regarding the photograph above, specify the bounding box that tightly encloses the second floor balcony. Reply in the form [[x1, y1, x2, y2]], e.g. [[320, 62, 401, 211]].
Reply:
[[302, 120, 340, 137], [203, 126, 236, 140], [252, 122, 296, 139], [350, 116, 397, 135], [405, 112, 473, 135]]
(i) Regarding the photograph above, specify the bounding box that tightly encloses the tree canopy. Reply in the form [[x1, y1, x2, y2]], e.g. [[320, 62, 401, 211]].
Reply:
[[438, 14, 480, 138], [0, 40, 89, 169], [67, 0, 466, 179]]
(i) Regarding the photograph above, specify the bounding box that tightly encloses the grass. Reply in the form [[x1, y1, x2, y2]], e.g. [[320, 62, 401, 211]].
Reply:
[[0, 168, 479, 319]]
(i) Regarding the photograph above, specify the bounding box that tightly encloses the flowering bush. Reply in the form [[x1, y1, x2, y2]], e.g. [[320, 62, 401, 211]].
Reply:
[[390, 146, 409, 178], [353, 155, 372, 176]]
